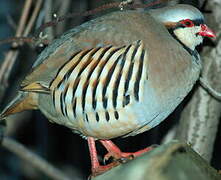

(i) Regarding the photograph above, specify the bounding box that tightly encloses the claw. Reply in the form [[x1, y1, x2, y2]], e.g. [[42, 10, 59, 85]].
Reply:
[[103, 152, 113, 165], [90, 161, 120, 178], [88, 137, 154, 177], [117, 155, 134, 163], [87, 137, 122, 177], [100, 139, 153, 162]]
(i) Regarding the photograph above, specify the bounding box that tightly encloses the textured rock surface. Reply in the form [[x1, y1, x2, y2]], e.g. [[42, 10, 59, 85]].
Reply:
[[92, 141, 221, 180]]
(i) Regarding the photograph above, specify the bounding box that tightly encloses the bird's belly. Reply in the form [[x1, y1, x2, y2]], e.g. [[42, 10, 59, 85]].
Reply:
[[66, 95, 175, 139], [68, 98, 176, 139], [70, 105, 152, 139], [41, 85, 185, 140]]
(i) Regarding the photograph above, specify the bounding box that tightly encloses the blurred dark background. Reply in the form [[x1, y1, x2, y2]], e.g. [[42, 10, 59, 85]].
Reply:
[[0, 0, 220, 179]]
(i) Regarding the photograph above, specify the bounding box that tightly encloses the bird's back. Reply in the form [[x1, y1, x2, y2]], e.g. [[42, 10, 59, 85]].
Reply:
[[21, 10, 173, 88]]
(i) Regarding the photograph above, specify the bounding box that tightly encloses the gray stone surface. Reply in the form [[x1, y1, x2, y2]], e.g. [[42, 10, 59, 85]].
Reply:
[[92, 141, 221, 180]]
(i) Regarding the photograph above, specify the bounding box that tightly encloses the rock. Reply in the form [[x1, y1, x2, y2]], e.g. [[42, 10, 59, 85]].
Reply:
[[92, 141, 221, 180]]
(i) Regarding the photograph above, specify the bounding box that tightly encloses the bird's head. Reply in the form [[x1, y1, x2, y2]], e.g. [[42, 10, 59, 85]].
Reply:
[[150, 4, 216, 50]]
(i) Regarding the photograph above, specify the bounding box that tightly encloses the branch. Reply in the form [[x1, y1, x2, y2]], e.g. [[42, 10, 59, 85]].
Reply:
[[56, 0, 71, 35], [92, 141, 221, 180], [34, 0, 170, 36], [0, 0, 43, 103], [23, 0, 43, 36], [44, 0, 54, 40], [15, 0, 33, 37], [0, 0, 33, 95], [1, 137, 71, 180], [0, 37, 49, 46]]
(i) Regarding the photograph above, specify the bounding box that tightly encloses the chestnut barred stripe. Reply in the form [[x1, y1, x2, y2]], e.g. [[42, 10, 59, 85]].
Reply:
[[102, 54, 122, 109], [69, 78, 80, 118], [126, 41, 144, 104], [50, 49, 91, 90], [61, 83, 69, 116], [82, 48, 109, 111], [81, 47, 112, 112], [91, 47, 123, 110], [123, 44, 138, 98], [134, 49, 145, 101], [112, 45, 131, 108], [50, 40, 147, 123], [51, 49, 93, 116]]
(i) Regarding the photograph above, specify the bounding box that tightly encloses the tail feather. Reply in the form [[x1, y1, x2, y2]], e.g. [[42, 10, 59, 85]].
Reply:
[[0, 91, 38, 119]]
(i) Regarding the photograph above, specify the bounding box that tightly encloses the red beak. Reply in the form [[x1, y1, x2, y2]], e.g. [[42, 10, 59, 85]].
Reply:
[[198, 24, 216, 38]]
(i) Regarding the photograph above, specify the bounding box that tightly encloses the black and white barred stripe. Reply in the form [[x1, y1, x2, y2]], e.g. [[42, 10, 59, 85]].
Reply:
[[49, 40, 147, 123]]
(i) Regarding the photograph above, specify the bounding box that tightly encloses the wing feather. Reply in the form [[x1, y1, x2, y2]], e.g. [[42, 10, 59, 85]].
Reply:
[[48, 40, 148, 123]]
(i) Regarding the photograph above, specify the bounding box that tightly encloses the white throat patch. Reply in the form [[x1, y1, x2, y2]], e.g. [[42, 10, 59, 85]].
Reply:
[[173, 26, 203, 50]]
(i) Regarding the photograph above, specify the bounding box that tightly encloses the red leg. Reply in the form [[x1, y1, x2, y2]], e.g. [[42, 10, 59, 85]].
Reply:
[[87, 137, 120, 177], [99, 139, 152, 161]]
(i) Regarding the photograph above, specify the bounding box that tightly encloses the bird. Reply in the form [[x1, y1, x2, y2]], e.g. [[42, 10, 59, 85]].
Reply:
[[0, 3, 215, 177]]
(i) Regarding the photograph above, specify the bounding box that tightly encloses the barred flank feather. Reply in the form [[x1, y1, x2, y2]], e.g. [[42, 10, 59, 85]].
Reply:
[[49, 40, 147, 126]]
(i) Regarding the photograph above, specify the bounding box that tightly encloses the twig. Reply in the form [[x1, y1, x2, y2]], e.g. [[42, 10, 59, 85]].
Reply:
[[0, 0, 44, 104], [44, 0, 54, 40], [56, 0, 71, 35], [0, 37, 49, 46], [1, 137, 71, 180], [23, 0, 43, 36], [6, 15, 17, 30], [0, 0, 49, 47], [35, 0, 169, 36], [0, 0, 33, 89], [0, 37, 34, 45], [16, 0, 33, 37], [0, 51, 19, 88]]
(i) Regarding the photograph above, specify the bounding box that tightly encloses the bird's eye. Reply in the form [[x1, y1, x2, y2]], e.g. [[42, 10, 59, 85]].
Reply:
[[180, 19, 194, 27]]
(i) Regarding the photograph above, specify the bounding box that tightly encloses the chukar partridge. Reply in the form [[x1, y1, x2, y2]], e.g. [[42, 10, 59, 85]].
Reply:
[[0, 4, 215, 176]]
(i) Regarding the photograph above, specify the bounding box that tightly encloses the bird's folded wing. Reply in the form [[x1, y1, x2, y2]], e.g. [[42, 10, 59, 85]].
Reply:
[[21, 40, 148, 116]]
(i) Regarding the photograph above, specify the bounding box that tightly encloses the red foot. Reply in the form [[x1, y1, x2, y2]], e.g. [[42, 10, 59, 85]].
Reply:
[[90, 161, 120, 177], [87, 137, 121, 177], [87, 137, 153, 177], [100, 139, 153, 162]]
